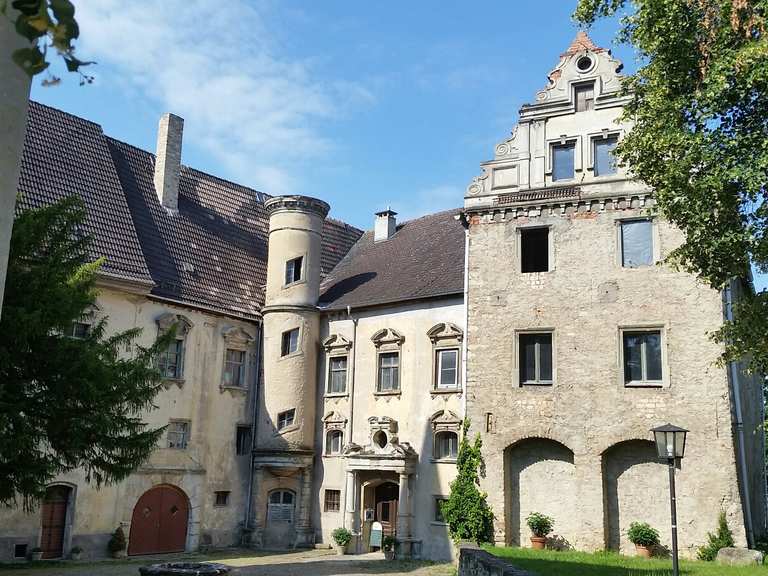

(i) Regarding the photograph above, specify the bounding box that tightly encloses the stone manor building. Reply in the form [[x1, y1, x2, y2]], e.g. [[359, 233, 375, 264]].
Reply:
[[0, 32, 764, 562]]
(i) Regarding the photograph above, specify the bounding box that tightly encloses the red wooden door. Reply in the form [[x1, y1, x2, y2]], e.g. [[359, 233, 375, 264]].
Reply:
[[128, 485, 189, 555], [41, 486, 70, 559]]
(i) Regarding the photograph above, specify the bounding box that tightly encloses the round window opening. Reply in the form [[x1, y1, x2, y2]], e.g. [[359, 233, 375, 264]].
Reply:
[[577, 56, 593, 72], [374, 431, 388, 448]]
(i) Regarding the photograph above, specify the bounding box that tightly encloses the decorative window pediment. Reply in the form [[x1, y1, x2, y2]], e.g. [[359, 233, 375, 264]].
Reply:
[[368, 415, 398, 434], [222, 326, 254, 348], [323, 411, 348, 431], [427, 323, 463, 344], [156, 312, 193, 336], [371, 328, 404, 349], [430, 410, 462, 433], [323, 333, 352, 352]]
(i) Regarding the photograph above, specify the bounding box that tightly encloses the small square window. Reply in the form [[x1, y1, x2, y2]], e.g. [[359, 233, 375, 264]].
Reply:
[[214, 491, 230, 507], [281, 328, 299, 357], [594, 136, 618, 176], [167, 420, 190, 449], [285, 256, 303, 285], [552, 142, 575, 181], [14, 544, 28, 559], [278, 408, 295, 431], [236, 425, 252, 455], [435, 349, 459, 389], [519, 333, 553, 385], [377, 352, 400, 392], [328, 356, 347, 394], [434, 498, 449, 523], [521, 228, 549, 273], [324, 489, 341, 512], [223, 349, 246, 387], [574, 83, 594, 112], [621, 220, 653, 267], [623, 330, 663, 385]]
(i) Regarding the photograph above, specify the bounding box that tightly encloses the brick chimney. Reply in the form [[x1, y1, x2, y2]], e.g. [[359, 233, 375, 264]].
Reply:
[[154, 113, 184, 213], [374, 208, 397, 242]]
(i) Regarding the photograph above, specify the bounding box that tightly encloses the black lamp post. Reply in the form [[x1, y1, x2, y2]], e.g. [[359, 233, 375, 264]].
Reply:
[[651, 423, 688, 576]]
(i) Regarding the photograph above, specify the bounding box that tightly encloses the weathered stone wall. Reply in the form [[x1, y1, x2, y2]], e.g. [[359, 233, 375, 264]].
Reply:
[[458, 544, 532, 576]]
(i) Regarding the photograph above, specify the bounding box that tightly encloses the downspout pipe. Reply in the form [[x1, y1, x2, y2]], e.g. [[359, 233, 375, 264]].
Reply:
[[243, 321, 263, 537], [459, 213, 470, 422], [342, 305, 358, 530], [725, 284, 755, 547]]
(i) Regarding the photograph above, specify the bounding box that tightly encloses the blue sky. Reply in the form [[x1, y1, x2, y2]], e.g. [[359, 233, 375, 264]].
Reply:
[[31, 1, 766, 291]]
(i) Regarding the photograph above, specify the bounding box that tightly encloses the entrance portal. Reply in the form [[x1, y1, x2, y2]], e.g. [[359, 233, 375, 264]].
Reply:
[[374, 482, 399, 538], [40, 485, 71, 559], [128, 485, 189, 556]]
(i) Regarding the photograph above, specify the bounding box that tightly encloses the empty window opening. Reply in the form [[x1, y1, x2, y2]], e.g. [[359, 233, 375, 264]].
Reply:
[[552, 142, 575, 181], [277, 408, 295, 431], [281, 328, 299, 357], [594, 136, 618, 176], [327, 355, 347, 394], [373, 430, 388, 448], [521, 228, 549, 273], [519, 333, 553, 385], [621, 220, 653, 267], [284, 256, 303, 285], [324, 490, 341, 512], [575, 83, 595, 112], [623, 331, 663, 385], [235, 425, 252, 455], [214, 491, 230, 507], [14, 544, 28, 559]]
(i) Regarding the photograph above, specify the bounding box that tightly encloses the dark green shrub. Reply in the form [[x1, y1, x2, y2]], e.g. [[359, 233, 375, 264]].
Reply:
[[107, 526, 126, 553], [697, 511, 734, 561], [525, 512, 554, 538], [627, 522, 660, 547], [382, 535, 395, 551], [331, 527, 352, 547]]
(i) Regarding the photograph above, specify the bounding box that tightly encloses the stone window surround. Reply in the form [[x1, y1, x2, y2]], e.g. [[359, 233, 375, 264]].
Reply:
[[322, 334, 353, 398], [613, 215, 661, 267], [220, 326, 254, 392], [156, 312, 193, 386], [430, 410, 462, 463], [516, 224, 555, 273], [586, 128, 623, 175], [545, 135, 582, 180], [322, 411, 347, 458], [512, 328, 557, 388], [371, 328, 404, 397], [617, 324, 670, 389], [283, 251, 308, 289], [427, 323, 464, 394]]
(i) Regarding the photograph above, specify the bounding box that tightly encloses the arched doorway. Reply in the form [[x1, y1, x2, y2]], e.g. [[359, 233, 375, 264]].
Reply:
[[128, 485, 189, 555], [40, 485, 72, 559], [263, 489, 296, 549]]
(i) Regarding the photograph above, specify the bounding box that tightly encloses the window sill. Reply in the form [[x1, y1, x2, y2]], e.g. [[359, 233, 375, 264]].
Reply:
[[373, 390, 402, 397], [324, 392, 349, 399], [430, 521, 449, 527], [520, 381, 554, 387], [161, 377, 185, 389], [431, 458, 458, 464], [282, 279, 307, 289], [274, 424, 300, 437], [624, 381, 664, 389], [323, 453, 343, 458], [431, 387, 461, 395], [279, 350, 303, 361], [220, 385, 248, 394]]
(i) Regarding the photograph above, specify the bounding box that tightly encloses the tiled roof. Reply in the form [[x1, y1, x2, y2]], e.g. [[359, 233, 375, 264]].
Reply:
[[18, 102, 363, 319], [319, 209, 465, 310]]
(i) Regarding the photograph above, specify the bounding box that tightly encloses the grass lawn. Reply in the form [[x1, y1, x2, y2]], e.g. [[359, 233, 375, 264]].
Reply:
[[488, 546, 767, 576]]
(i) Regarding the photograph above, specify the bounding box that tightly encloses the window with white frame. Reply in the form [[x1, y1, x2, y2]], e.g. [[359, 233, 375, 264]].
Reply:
[[620, 220, 653, 267], [594, 135, 618, 176], [281, 328, 299, 357], [434, 431, 459, 460], [623, 330, 663, 385], [552, 142, 575, 181], [328, 355, 347, 394], [223, 349, 246, 387], [519, 332, 553, 385], [326, 429, 344, 455], [435, 349, 459, 389], [284, 256, 303, 285], [277, 408, 295, 430], [427, 323, 464, 392], [167, 420, 190, 449]]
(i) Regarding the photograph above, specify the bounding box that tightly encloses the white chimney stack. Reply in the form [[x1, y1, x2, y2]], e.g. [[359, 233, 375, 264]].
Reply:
[[154, 113, 184, 214], [374, 207, 397, 242]]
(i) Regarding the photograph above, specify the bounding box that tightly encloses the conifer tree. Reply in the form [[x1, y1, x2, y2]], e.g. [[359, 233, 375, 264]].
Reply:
[[0, 197, 169, 508]]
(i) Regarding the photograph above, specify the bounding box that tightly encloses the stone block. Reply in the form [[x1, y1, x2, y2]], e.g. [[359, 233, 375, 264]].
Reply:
[[716, 547, 764, 566]]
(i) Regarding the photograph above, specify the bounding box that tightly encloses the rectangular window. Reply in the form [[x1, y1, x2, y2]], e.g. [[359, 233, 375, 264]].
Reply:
[[278, 408, 295, 430], [623, 331, 663, 385], [552, 142, 575, 181], [214, 491, 230, 507], [519, 333, 553, 385], [574, 83, 595, 112], [594, 136, 618, 176], [434, 498, 448, 523], [621, 220, 653, 267], [435, 349, 459, 389], [236, 425, 252, 455], [68, 321, 90, 339], [158, 338, 184, 379], [281, 328, 299, 357], [223, 349, 246, 387], [284, 256, 303, 285], [324, 489, 341, 512], [327, 356, 348, 394], [167, 420, 190, 449], [521, 227, 549, 273], [377, 352, 400, 392], [14, 544, 28, 559]]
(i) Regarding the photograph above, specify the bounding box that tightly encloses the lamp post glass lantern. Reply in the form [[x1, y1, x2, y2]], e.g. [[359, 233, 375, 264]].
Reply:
[[651, 423, 688, 576]]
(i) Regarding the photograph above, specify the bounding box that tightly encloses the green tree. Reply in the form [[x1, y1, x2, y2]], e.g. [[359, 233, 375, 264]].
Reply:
[[441, 420, 495, 544], [0, 197, 169, 509], [574, 0, 768, 374]]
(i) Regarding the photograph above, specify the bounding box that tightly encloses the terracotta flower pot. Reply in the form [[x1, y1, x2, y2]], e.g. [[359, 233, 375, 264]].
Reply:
[[635, 544, 653, 558], [530, 536, 547, 550]]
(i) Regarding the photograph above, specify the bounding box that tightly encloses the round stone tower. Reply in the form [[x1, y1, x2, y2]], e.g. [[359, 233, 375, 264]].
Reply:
[[258, 194, 329, 452]]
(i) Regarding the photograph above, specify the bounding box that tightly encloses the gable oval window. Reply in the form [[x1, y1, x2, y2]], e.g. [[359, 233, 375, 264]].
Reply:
[[156, 312, 193, 384]]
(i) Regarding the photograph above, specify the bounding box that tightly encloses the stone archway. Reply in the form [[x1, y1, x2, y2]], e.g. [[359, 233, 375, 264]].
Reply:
[[128, 484, 189, 555], [602, 440, 668, 553], [505, 437, 577, 548]]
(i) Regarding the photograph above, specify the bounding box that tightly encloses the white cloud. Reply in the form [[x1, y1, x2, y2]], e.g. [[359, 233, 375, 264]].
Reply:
[[392, 184, 463, 222], [74, 0, 370, 195]]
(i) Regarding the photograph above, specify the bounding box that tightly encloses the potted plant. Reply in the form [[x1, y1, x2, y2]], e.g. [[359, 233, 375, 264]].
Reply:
[[382, 535, 396, 560], [525, 512, 554, 550], [70, 546, 83, 561], [331, 527, 352, 556], [29, 547, 43, 561], [627, 522, 659, 558], [107, 526, 127, 559]]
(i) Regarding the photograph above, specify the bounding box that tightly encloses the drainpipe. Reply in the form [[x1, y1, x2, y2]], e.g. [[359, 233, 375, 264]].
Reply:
[[342, 305, 358, 529], [243, 321, 263, 536], [725, 283, 755, 547], [459, 213, 470, 422]]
